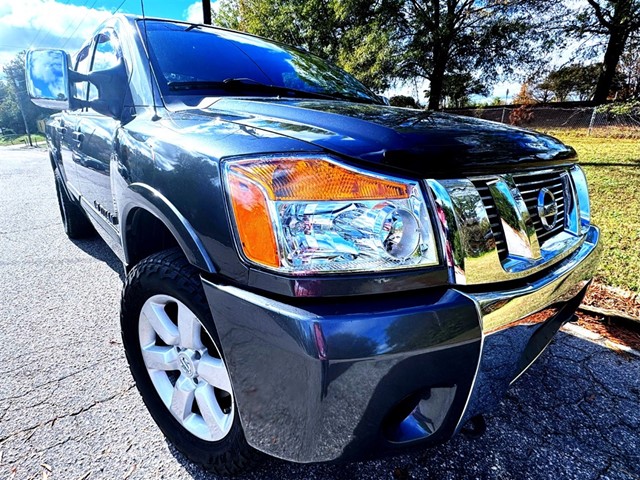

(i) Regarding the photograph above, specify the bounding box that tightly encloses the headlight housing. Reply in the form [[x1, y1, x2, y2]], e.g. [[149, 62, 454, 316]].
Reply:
[[223, 154, 439, 274]]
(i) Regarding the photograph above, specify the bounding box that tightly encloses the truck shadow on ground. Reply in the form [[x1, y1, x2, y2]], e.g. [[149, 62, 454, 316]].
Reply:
[[66, 232, 640, 479], [169, 333, 640, 480], [70, 236, 125, 282]]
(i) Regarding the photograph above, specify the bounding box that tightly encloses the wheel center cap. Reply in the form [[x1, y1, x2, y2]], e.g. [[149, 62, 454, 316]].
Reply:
[[178, 351, 197, 378]]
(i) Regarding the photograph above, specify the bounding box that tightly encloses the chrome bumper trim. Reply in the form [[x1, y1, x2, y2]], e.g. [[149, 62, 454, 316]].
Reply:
[[454, 225, 601, 430], [469, 225, 600, 335]]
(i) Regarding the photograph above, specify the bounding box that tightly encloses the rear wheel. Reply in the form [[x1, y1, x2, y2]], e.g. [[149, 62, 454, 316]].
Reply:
[[121, 248, 261, 475], [53, 168, 94, 238]]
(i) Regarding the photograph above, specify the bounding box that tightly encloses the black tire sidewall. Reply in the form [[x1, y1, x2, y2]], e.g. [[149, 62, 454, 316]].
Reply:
[[120, 252, 250, 468]]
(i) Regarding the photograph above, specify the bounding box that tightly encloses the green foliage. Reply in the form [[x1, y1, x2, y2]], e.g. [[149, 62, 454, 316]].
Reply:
[[212, 0, 400, 91], [564, 0, 640, 104], [398, 0, 564, 109], [537, 64, 601, 102], [595, 100, 640, 115], [0, 82, 24, 133], [433, 73, 489, 108], [388, 95, 419, 108], [212, 0, 564, 109], [0, 51, 47, 135]]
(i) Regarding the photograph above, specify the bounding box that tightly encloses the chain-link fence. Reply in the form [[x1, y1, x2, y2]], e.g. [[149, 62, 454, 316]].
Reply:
[[447, 105, 640, 138]]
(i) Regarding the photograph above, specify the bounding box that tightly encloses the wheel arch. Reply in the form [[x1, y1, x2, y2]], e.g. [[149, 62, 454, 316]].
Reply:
[[120, 183, 216, 274]]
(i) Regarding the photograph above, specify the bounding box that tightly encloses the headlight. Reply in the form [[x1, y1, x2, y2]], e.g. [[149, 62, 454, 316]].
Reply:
[[223, 155, 439, 274]]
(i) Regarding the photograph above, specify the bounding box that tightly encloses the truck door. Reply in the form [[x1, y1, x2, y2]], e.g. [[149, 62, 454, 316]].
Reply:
[[57, 42, 93, 198], [75, 30, 124, 232]]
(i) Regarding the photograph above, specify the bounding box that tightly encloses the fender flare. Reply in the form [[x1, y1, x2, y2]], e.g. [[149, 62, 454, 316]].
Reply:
[[120, 183, 216, 273]]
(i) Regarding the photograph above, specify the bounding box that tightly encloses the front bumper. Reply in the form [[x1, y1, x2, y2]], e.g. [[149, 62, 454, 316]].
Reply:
[[202, 226, 601, 463]]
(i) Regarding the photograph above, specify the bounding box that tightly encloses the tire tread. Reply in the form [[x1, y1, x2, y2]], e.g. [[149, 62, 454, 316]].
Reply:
[[121, 248, 262, 476]]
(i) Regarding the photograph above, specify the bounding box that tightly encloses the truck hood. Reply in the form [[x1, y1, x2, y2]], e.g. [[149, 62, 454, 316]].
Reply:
[[177, 98, 576, 177]]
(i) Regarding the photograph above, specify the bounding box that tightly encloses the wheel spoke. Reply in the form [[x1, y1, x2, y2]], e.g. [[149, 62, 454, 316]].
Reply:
[[170, 375, 196, 421], [195, 384, 225, 438], [177, 304, 204, 350], [141, 345, 179, 371], [141, 301, 179, 346], [197, 353, 232, 392]]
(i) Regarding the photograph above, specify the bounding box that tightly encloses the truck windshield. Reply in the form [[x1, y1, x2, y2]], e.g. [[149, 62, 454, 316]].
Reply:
[[140, 20, 381, 105]]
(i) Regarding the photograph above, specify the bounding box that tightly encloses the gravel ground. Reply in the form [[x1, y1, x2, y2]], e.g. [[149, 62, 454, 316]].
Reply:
[[1, 146, 639, 480]]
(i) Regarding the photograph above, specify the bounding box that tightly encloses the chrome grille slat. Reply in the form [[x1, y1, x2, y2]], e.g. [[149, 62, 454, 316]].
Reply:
[[473, 170, 568, 261]]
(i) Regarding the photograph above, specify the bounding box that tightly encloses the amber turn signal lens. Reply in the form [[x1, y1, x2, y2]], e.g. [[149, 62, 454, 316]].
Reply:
[[227, 173, 279, 267], [228, 157, 410, 201], [224, 155, 437, 273]]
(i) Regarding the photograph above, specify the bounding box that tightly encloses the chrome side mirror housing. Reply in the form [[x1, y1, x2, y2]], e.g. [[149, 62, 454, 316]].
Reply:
[[25, 49, 71, 110]]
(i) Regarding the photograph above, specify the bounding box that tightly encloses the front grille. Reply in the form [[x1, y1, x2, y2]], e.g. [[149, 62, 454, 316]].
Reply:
[[512, 170, 566, 244], [473, 170, 567, 261], [473, 182, 508, 259]]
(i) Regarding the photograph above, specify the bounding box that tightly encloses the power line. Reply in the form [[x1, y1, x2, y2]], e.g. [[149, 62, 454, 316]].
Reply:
[[61, 0, 100, 49], [27, 0, 74, 51], [113, 0, 129, 15], [60, 0, 128, 50]]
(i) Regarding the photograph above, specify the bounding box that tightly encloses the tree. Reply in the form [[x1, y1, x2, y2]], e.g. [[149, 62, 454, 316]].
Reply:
[[512, 83, 537, 105], [389, 95, 419, 108], [436, 73, 489, 108], [212, 0, 563, 109], [618, 36, 640, 99], [566, 0, 640, 104], [537, 64, 601, 102], [212, 0, 401, 91], [396, 0, 564, 110], [0, 51, 46, 139]]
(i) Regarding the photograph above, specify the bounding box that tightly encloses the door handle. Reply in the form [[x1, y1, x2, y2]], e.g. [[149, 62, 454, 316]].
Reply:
[[72, 131, 84, 143]]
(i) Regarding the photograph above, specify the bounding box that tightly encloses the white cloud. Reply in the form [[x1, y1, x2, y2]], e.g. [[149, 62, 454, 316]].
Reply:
[[0, 0, 111, 70], [184, 0, 220, 24], [184, 1, 203, 23]]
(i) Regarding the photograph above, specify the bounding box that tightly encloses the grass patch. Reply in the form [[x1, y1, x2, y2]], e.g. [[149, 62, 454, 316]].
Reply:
[[550, 133, 640, 292], [0, 134, 46, 146]]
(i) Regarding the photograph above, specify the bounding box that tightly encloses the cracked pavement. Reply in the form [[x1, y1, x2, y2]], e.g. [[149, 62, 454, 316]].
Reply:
[[1, 147, 639, 479]]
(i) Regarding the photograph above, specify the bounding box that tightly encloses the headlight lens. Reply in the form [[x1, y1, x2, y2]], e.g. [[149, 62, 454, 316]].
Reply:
[[223, 155, 439, 274]]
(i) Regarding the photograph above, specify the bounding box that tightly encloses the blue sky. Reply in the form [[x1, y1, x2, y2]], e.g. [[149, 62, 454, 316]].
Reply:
[[1, 0, 589, 102], [62, 0, 206, 20], [0, 0, 213, 68]]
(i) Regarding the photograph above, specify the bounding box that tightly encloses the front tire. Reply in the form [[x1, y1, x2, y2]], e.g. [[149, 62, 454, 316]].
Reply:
[[120, 248, 260, 476]]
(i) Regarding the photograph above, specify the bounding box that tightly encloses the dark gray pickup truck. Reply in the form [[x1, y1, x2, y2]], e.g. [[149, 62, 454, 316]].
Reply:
[[26, 14, 601, 476]]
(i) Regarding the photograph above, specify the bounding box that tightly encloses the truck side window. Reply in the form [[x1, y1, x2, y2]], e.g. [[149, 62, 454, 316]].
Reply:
[[88, 31, 122, 102], [74, 44, 93, 101]]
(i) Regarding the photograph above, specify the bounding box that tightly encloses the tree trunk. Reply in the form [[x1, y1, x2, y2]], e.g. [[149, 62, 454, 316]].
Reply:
[[592, 30, 628, 104], [428, 54, 447, 110]]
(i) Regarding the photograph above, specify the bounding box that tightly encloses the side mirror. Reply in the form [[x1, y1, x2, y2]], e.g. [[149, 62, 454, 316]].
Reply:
[[25, 49, 71, 110]]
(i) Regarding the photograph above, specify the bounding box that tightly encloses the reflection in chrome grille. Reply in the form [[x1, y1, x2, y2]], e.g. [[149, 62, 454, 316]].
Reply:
[[473, 182, 508, 259], [473, 170, 567, 261], [513, 171, 566, 244]]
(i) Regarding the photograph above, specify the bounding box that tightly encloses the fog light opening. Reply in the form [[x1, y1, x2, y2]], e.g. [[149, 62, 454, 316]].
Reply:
[[460, 414, 486, 440]]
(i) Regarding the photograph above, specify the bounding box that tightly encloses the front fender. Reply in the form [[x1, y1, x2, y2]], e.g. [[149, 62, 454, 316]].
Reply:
[[120, 183, 216, 273]]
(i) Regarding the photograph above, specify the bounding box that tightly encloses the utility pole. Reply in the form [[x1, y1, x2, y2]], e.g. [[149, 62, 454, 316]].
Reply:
[[7, 72, 32, 147], [500, 89, 510, 124], [202, 0, 212, 25]]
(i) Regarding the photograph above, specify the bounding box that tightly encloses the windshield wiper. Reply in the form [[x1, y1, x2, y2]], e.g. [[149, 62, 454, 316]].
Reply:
[[166, 78, 377, 104]]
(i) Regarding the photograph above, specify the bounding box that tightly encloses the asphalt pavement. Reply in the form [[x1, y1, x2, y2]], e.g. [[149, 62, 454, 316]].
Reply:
[[1, 146, 639, 480]]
